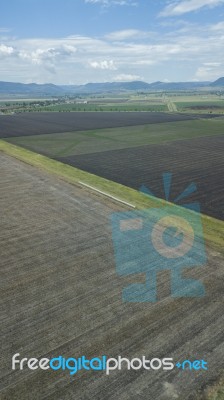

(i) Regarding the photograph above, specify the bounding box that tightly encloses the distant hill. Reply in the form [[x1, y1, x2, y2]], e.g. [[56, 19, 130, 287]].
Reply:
[[61, 81, 152, 93], [61, 80, 210, 93], [148, 81, 210, 90], [210, 77, 224, 87], [0, 78, 223, 96], [0, 81, 65, 95]]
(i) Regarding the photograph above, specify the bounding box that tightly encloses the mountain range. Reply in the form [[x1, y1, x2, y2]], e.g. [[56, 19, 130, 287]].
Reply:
[[0, 77, 223, 96]]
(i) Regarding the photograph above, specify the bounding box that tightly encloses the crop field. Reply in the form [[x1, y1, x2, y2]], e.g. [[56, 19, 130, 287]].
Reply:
[[159, 94, 224, 113], [0, 111, 219, 138], [1, 93, 224, 115], [168, 94, 223, 102], [170, 95, 224, 113], [4, 115, 224, 220], [5, 118, 223, 156], [176, 101, 224, 112], [0, 152, 224, 399], [57, 134, 224, 220]]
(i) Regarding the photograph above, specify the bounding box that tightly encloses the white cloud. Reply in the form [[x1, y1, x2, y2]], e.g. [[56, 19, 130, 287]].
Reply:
[[113, 73, 142, 81], [105, 29, 152, 41], [203, 62, 221, 66], [210, 21, 224, 30], [133, 60, 156, 65], [61, 44, 77, 55], [195, 62, 223, 79], [0, 44, 14, 56], [159, 0, 224, 17], [19, 48, 60, 66], [0, 23, 224, 84], [89, 60, 117, 69]]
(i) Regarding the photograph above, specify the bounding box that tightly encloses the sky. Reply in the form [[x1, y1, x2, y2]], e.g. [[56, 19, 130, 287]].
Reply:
[[0, 0, 224, 84]]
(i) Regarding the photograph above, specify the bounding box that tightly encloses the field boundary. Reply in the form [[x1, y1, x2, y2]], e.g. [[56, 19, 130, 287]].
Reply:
[[0, 139, 223, 251], [79, 181, 136, 208]]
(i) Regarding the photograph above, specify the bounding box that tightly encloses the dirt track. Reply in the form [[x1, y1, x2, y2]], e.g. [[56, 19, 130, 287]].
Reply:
[[0, 153, 223, 399]]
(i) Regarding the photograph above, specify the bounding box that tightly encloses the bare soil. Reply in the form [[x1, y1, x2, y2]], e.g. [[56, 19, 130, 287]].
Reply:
[[0, 153, 223, 399]]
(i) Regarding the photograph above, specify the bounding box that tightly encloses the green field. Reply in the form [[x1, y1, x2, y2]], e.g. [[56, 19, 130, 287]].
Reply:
[[176, 101, 224, 112], [162, 93, 224, 113], [168, 94, 223, 101], [2, 91, 224, 114], [0, 98, 167, 113], [6, 118, 224, 157], [1, 139, 223, 253]]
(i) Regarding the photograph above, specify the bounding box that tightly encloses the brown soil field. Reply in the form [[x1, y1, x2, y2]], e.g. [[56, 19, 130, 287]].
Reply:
[[0, 111, 219, 138], [0, 152, 223, 399], [57, 135, 224, 221]]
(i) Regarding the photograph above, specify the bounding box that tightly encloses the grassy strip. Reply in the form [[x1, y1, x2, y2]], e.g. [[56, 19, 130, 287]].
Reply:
[[0, 139, 223, 251], [30, 103, 168, 112]]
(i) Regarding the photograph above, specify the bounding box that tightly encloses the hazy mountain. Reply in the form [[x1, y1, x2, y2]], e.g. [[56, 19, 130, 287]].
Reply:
[[148, 81, 210, 90], [210, 77, 224, 87], [0, 81, 65, 95], [61, 80, 210, 93], [0, 78, 223, 96], [61, 81, 152, 93]]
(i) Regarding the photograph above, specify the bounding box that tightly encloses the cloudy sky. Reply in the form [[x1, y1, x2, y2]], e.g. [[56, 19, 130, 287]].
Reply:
[[1, 0, 224, 84]]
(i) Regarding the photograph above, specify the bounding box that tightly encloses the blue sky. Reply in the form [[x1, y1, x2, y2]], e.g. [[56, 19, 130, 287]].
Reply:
[[0, 0, 224, 84]]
